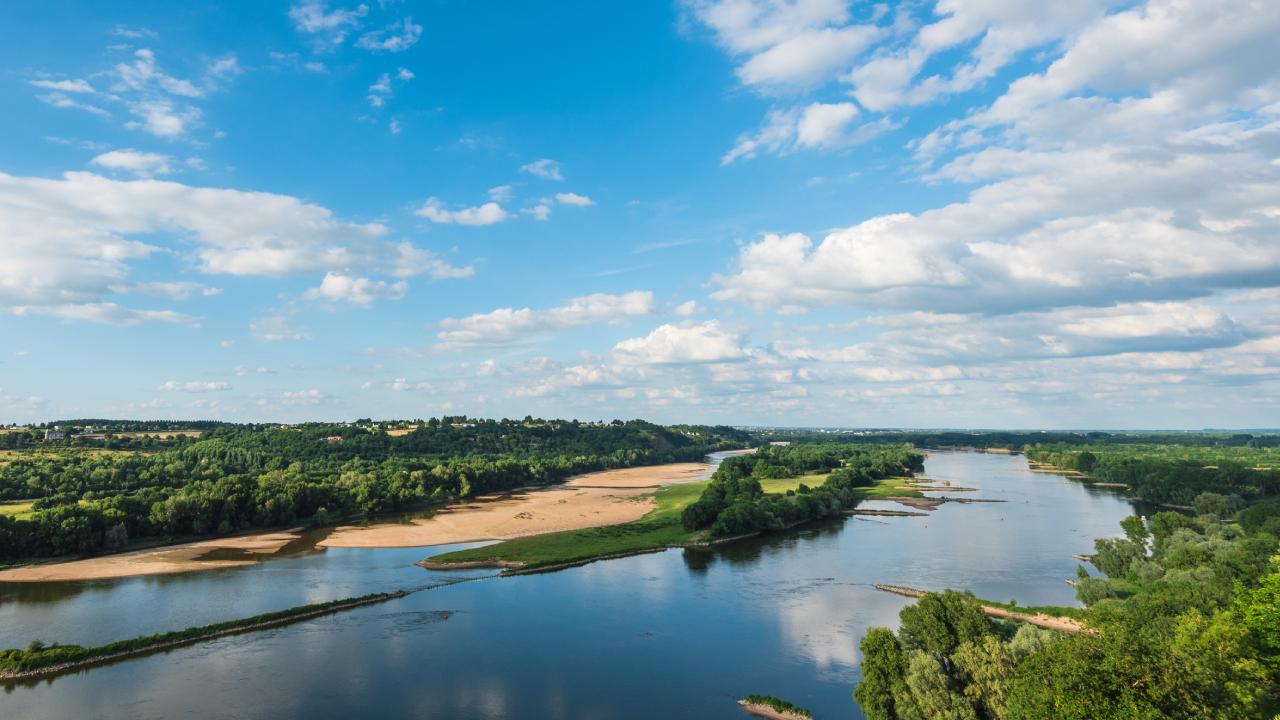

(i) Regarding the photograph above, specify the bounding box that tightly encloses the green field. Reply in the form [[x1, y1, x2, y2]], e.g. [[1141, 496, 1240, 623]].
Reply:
[[427, 473, 919, 570], [0, 501, 36, 520]]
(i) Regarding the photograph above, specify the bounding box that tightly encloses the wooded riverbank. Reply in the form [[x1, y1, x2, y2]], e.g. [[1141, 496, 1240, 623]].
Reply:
[[872, 584, 1090, 633]]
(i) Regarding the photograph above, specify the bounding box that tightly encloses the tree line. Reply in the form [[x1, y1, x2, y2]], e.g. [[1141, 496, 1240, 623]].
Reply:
[[1024, 443, 1280, 506], [681, 443, 924, 537], [754, 430, 1280, 450], [854, 490, 1280, 719], [0, 419, 751, 561]]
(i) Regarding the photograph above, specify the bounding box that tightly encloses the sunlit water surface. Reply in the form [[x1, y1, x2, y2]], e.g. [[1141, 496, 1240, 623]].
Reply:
[[0, 451, 1136, 719]]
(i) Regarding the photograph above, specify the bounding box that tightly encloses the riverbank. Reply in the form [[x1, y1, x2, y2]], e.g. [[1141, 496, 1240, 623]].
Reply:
[[0, 530, 307, 583], [738, 695, 813, 720], [0, 590, 407, 683], [424, 474, 914, 572], [0, 462, 718, 583], [873, 584, 1090, 634], [318, 462, 713, 549]]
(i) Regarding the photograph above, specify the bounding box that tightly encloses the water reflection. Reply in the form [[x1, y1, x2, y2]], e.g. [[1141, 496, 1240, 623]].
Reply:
[[0, 452, 1138, 720]]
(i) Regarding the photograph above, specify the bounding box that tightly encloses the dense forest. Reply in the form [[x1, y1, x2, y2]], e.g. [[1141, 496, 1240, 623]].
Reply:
[[753, 429, 1280, 451], [681, 443, 923, 537], [1024, 443, 1280, 506], [853, 491, 1280, 719], [0, 418, 750, 561]]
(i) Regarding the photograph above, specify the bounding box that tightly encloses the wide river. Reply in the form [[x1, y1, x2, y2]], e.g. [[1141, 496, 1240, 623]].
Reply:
[[1, 451, 1136, 719]]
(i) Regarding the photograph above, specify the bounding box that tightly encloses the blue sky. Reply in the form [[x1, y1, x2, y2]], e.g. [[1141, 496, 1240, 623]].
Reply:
[[1, 0, 1278, 429]]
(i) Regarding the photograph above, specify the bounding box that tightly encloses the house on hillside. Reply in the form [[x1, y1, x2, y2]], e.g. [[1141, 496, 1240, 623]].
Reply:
[[43, 428, 66, 441]]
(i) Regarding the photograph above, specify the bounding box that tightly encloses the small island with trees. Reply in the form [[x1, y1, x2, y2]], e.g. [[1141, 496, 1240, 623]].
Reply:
[[739, 694, 814, 720]]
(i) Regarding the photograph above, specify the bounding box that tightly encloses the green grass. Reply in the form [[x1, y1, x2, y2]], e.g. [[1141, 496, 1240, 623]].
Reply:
[[427, 474, 919, 570], [757, 476, 810, 493], [429, 477, 813, 569], [0, 591, 404, 675], [741, 694, 813, 718], [0, 501, 36, 520], [977, 597, 1085, 620], [427, 480, 713, 569], [861, 476, 925, 499]]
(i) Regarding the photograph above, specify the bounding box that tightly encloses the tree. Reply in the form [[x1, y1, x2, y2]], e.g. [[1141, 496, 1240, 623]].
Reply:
[[903, 651, 978, 720], [1194, 492, 1242, 519], [855, 628, 912, 720], [952, 635, 1014, 720], [1120, 514, 1149, 546], [1076, 451, 1098, 472], [1235, 553, 1280, 673], [898, 591, 993, 659], [1092, 536, 1145, 578]]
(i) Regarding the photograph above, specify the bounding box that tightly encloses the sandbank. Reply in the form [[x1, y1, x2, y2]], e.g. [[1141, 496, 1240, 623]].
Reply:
[[318, 462, 712, 549], [0, 462, 715, 581], [0, 530, 303, 583]]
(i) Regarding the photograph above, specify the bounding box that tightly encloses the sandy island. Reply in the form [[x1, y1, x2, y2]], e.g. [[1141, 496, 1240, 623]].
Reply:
[[317, 462, 711, 549], [0, 462, 715, 583], [0, 531, 305, 583]]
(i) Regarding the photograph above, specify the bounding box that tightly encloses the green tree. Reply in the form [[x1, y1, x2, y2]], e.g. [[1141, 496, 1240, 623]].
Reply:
[[898, 591, 993, 659], [854, 628, 912, 720], [903, 651, 978, 720], [952, 635, 1014, 719]]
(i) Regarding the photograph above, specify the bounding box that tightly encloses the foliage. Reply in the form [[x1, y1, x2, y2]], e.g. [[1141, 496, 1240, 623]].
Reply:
[[740, 694, 813, 718], [430, 443, 920, 570], [755, 430, 1280, 452], [426, 478, 726, 569], [681, 444, 923, 537], [1024, 442, 1280, 506], [0, 419, 750, 561], [855, 502, 1280, 719], [855, 590, 1029, 720]]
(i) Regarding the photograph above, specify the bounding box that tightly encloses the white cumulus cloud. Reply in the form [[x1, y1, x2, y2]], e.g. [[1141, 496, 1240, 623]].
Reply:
[[612, 320, 747, 364], [304, 272, 407, 306], [437, 291, 656, 349], [555, 192, 594, 207], [416, 197, 511, 226], [90, 149, 172, 177]]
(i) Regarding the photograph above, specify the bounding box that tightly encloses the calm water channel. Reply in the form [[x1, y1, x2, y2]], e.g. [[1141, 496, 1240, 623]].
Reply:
[[0, 451, 1137, 719]]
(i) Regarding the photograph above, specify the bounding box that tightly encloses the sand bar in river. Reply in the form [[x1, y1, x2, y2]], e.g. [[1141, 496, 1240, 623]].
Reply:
[[0, 462, 713, 582], [0, 531, 304, 583], [317, 462, 711, 548]]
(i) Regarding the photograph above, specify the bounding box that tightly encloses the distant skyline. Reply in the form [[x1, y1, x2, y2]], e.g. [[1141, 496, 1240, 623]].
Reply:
[[1, 1, 1277, 429]]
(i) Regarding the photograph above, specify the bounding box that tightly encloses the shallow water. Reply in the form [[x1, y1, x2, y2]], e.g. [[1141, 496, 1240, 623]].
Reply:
[[0, 451, 1136, 719]]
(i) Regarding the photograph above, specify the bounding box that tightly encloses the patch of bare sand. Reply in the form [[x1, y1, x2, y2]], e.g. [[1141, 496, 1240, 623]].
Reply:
[[0, 462, 718, 581], [562, 462, 711, 488], [0, 530, 304, 583], [317, 462, 712, 549]]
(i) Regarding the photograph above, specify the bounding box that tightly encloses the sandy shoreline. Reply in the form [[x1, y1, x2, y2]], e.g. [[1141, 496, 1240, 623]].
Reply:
[[317, 462, 711, 549], [873, 584, 1090, 634], [0, 462, 712, 583], [0, 530, 305, 583], [738, 700, 811, 720]]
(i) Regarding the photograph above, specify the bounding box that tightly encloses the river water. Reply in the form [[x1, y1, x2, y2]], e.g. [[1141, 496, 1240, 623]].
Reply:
[[0, 451, 1136, 719]]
